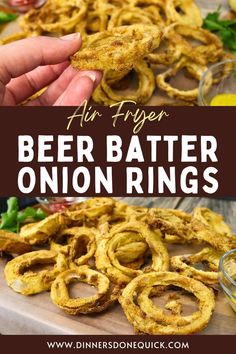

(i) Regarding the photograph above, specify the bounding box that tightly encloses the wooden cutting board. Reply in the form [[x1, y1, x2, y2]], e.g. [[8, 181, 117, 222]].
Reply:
[[0, 197, 236, 335]]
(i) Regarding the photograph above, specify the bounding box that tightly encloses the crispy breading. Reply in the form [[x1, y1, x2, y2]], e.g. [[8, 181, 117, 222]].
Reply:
[[71, 25, 163, 72]]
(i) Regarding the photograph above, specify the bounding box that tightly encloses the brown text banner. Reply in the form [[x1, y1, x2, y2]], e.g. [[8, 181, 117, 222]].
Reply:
[[0, 105, 235, 196]]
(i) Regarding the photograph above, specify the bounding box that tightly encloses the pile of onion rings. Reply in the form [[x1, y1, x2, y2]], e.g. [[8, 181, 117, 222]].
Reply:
[[0, 0, 232, 105], [1, 197, 236, 334]]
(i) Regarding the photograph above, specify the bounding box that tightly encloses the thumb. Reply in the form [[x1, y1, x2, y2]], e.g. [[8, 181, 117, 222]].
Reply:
[[54, 72, 102, 106]]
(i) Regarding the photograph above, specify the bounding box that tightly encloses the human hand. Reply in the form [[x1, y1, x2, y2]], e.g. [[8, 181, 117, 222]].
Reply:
[[0, 34, 102, 106]]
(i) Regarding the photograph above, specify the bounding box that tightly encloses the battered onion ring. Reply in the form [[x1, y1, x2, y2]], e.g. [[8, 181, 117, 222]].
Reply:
[[97, 201, 131, 235], [0, 230, 31, 255], [4, 250, 68, 295], [119, 271, 215, 334], [171, 247, 221, 285], [71, 25, 163, 72], [165, 0, 202, 27], [95, 221, 169, 285], [20, 0, 87, 35], [94, 0, 132, 10], [107, 7, 157, 30], [20, 212, 69, 245], [93, 60, 155, 105], [147, 30, 190, 65], [191, 208, 236, 252], [192, 207, 232, 235], [50, 265, 120, 314], [148, 207, 236, 252], [51, 226, 96, 266], [156, 57, 207, 101], [174, 25, 224, 66], [147, 207, 191, 243], [67, 197, 115, 221], [86, 10, 109, 34]]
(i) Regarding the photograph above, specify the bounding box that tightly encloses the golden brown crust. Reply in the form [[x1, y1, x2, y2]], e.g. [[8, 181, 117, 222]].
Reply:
[[71, 24, 163, 72], [50, 266, 120, 314], [119, 271, 215, 335], [4, 250, 68, 295], [170, 247, 221, 285], [95, 221, 169, 285], [0, 230, 31, 255]]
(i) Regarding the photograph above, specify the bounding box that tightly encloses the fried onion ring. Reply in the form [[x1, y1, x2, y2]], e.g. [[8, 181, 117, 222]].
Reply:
[[67, 197, 115, 222], [156, 57, 207, 101], [119, 271, 215, 334], [20, 212, 69, 245], [50, 226, 96, 266], [93, 60, 155, 105], [20, 0, 87, 35], [95, 221, 169, 285], [165, 0, 202, 27], [4, 250, 68, 295], [192, 207, 232, 235], [0, 230, 31, 255], [171, 247, 221, 285], [50, 265, 120, 314], [71, 25, 163, 72], [148, 207, 236, 252]]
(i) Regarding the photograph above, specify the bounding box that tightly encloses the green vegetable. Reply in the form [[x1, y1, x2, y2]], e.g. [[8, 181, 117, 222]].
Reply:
[[0, 11, 18, 24], [7, 197, 19, 213], [0, 197, 46, 233], [203, 8, 236, 53]]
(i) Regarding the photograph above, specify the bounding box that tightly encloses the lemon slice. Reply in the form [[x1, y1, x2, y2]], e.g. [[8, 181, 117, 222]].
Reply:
[[210, 94, 236, 106]]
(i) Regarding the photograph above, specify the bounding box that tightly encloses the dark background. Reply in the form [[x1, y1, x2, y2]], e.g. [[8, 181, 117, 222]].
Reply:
[[0, 197, 36, 212]]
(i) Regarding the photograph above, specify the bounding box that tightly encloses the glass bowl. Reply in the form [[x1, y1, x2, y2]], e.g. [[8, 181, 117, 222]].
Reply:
[[219, 248, 236, 312], [36, 197, 87, 214], [198, 59, 236, 106]]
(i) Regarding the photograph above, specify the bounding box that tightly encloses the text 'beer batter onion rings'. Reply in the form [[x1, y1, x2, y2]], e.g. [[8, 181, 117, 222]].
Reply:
[[0, 0, 232, 105], [119, 272, 215, 335], [1, 198, 236, 334]]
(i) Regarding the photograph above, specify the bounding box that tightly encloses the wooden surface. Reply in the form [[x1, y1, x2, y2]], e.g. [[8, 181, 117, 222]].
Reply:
[[0, 197, 236, 335], [0, 0, 232, 106]]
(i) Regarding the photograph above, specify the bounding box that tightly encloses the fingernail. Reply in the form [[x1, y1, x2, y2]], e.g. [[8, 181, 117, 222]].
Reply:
[[61, 33, 81, 41], [80, 72, 97, 83]]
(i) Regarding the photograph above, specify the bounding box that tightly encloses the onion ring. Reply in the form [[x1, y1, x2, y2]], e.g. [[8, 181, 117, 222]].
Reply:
[[4, 250, 68, 295], [20, 0, 87, 35], [119, 271, 215, 334], [148, 207, 236, 252], [165, 0, 202, 27], [156, 57, 207, 102], [50, 226, 96, 267], [171, 247, 221, 285], [95, 221, 169, 285], [93, 60, 155, 105], [50, 265, 120, 314], [67, 197, 115, 222], [71, 24, 163, 72], [0, 230, 31, 255], [20, 212, 69, 245]]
